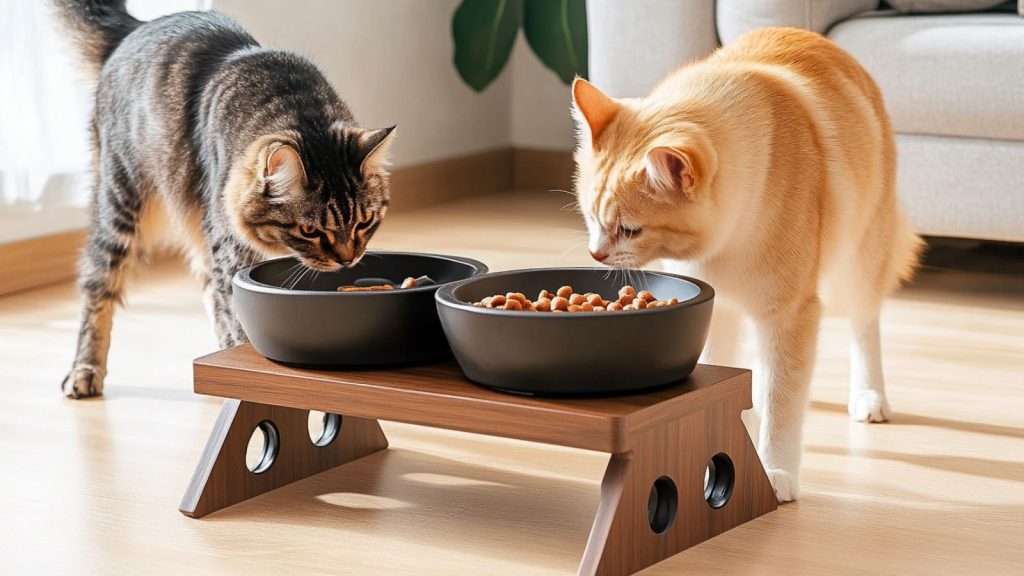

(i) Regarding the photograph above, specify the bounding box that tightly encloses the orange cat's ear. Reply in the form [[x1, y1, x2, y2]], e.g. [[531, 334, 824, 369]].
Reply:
[[644, 146, 698, 198], [572, 78, 620, 146]]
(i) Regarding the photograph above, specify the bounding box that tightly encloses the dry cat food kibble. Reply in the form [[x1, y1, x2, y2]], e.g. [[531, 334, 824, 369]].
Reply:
[[472, 285, 679, 312], [337, 284, 394, 292]]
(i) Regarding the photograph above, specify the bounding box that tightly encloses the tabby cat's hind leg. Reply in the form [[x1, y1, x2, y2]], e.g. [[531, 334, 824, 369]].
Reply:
[[63, 177, 142, 398]]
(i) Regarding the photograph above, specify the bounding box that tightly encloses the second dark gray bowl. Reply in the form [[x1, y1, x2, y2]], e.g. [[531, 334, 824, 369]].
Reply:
[[234, 252, 487, 366], [435, 268, 714, 395]]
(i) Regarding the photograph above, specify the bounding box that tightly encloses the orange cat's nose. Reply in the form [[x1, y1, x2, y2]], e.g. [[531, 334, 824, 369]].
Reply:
[[590, 250, 608, 262]]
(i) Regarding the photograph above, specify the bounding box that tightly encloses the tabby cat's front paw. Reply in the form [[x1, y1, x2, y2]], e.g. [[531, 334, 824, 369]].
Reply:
[[62, 365, 105, 399], [849, 390, 890, 423], [765, 467, 800, 502]]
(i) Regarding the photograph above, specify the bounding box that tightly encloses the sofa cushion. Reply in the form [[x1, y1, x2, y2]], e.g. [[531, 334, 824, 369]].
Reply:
[[829, 14, 1024, 141], [885, 0, 1011, 13], [717, 0, 879, 44]]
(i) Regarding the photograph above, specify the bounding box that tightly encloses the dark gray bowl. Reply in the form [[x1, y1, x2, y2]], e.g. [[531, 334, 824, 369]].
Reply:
[[435, 268, 714, 395], [233, 252, 487, 366]]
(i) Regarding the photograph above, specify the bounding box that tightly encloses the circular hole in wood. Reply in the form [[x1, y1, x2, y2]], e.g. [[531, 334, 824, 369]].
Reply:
[[704, 452, 735, 509], [308, 411, 342, 447], [245, 420, 279, 474], [647, 476, 678, 534]]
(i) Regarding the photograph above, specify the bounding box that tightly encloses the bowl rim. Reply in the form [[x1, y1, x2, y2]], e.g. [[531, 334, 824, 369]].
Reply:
[[233, 251, 489, 296], [435, 267, 714, 317]]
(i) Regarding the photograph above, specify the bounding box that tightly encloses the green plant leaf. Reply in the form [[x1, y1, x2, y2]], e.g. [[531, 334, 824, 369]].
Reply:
[[522, 0, 587, 85], [452, 0, 524, 92]]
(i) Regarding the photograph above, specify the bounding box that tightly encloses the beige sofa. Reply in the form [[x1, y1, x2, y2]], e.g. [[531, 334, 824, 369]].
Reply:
[[588, 0, 1024, 242]]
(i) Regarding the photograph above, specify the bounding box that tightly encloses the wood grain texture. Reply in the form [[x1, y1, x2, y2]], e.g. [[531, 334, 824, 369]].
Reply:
[[193, 344, 750, 453], [191, 346, 772, 572], [180, 399, 388, 518], [0, 229, 86, 296], [581, 384, 777, 575]]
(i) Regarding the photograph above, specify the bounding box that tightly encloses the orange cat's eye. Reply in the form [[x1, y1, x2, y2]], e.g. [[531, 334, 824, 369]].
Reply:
[[298, 224, 320, 239], [618, 225, 643, 239]]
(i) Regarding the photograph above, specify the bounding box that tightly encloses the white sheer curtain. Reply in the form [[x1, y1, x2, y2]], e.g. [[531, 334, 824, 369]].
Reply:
[[0, 0, 209, 243]]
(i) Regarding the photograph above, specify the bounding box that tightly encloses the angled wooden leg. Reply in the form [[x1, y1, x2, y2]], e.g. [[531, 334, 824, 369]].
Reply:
[[179, 399, 388, 518], [579, 387, 777, 576]]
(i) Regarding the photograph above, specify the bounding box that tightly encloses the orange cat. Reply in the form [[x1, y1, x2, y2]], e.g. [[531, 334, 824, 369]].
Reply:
[[572, 28, 922, 501]]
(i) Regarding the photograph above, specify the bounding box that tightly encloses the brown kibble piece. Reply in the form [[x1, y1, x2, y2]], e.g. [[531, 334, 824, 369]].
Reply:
[[337, 284, 394, 292], [586, 293, 603, 306], [607, 302, 623, 311], [568, 293, 586, 306], [634, 298, 648, 309], [538, 289, 553, 301], [556, 286, 573, 299], [551, 296, 569, 311], [637, 290, 655, 302], [618, 294, 635, 305], [580, 302, 594, 312], [487, 295, 506, 308], [594, 305, 606, 312], [567, 305, 582, 312], [401, 277, 417, 289], [668, 298, 679, 305], [535, 298, 552, 312], [623, 304, 636, 310], [619, 285, 637, 299], [503, 299, 523, 311], [506, 292, 529, 304]]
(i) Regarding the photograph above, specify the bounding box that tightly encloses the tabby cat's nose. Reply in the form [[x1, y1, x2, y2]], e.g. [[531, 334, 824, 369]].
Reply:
[[590, 250, 608, 262]]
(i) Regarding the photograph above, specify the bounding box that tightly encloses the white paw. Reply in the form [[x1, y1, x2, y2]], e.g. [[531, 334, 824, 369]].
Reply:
[[62, 365, 105, 399], [849, 390, 890, 423], [765, 468, 800, 502]]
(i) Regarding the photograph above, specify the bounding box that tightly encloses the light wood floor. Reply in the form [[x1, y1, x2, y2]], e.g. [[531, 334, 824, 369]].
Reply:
[[1, 191, 1022, 574]]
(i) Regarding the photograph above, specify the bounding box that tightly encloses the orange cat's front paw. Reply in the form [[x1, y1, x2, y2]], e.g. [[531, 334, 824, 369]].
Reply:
[[849, 390, 890, 423], [62, 365, 105, 399], [765, 468, 800, 502]]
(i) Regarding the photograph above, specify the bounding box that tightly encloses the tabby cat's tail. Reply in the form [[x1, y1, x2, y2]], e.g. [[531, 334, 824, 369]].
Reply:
[[53, 0, 140, 75]]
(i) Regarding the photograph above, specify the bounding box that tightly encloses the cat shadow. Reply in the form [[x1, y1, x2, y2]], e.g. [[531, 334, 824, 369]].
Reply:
[[805, 444, 1024, 483], [810, 401, 1024, 439]]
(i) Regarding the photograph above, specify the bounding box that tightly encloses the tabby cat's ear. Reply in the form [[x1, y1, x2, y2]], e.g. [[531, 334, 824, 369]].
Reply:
[[355, 126, 397, 175], [572, 78, 620, 146], [261, 143, 306, 202], [644, 146, 698, 199]]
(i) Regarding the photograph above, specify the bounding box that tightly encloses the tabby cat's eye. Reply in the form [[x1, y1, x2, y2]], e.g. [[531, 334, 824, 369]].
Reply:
[[298, 224, 320, 239], [618, 225, 643, 239]]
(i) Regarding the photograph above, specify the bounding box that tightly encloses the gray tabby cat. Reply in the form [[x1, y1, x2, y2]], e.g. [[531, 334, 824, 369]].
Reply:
[[55, 1, 396, 398]]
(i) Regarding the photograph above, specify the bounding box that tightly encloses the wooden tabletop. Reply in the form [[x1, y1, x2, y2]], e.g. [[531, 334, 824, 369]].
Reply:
[[194, 344, 752, 453]]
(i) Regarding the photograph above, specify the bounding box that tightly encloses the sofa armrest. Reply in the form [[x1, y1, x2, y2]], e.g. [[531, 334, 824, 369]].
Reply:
[[716, 0, 879, 44], [587, 0, 717, 97]]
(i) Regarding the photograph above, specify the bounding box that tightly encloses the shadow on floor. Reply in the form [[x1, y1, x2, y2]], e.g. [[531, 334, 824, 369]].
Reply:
[[810, 401, 1024, 440]]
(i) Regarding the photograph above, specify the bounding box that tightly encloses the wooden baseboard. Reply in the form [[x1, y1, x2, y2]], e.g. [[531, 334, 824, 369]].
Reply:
[[512, 147, 574, 193], [0, 229, 86, 297], [0, 146, 573, 296], [388, 148, 513, 212]]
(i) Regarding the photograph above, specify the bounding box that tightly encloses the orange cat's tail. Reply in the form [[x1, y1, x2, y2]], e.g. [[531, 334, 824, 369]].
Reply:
[[892, 211, 925, 286]]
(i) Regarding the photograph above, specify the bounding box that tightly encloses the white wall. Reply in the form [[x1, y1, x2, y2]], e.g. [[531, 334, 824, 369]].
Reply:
[[216, 0, 516, 167], [215, 0, 575, 165], [509, 36, 576, 151]]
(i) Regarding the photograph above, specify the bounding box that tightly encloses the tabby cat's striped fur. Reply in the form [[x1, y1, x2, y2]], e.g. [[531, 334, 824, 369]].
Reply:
[[56, 1, 395, 398]]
